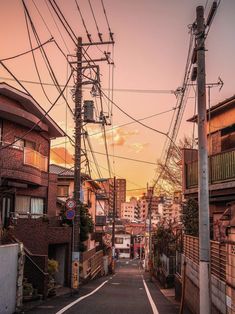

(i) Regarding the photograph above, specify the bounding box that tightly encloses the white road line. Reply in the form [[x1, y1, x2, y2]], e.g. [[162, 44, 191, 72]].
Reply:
[[142, 279, 159, 314], [55, 280, 108, 314]]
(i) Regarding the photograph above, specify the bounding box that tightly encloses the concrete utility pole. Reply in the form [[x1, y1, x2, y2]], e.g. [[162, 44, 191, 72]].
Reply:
[[148, 187, 153, 280], [196, 6, 211, 313], [111, 176, 116, 273], [72, 36, 83, 290]]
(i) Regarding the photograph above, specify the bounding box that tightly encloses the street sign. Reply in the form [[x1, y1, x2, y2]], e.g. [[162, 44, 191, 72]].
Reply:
[[65, 198, 76, 210], [65, 209, 75, 220]]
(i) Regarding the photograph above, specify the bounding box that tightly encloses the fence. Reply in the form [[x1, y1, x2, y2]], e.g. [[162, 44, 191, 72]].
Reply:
[[24, 147, 48, 172], [183, 235, 226, 282], [80, 249, 104, 280], [186, 149, 235, 188]]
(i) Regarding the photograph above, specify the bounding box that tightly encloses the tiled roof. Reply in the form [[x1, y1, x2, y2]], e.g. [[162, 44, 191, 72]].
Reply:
[[49, 164, 101, 189], [49, 164, 74, 177]]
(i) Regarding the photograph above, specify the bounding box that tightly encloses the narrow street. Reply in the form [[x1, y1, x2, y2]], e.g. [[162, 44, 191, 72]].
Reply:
[[28, 260, 179, 314]]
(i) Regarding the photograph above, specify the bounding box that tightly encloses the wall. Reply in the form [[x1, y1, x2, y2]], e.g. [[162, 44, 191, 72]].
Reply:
[[0, 243, 19, 314], [182, 256, 227, 314], [115, 234, 131, 258]]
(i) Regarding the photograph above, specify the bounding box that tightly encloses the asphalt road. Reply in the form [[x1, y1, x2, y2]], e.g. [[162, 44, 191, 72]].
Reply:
[[28, 259, 179, 314]]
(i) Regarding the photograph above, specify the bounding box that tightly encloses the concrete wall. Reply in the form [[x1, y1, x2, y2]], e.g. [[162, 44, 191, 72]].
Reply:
[[183, 256, 227, 314], [0, 244, 19, 314]]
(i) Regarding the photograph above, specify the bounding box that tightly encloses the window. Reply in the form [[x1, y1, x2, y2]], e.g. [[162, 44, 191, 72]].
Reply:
[[57, 185, 69, 197], [14, 137, 24, 150], [15, 196, 30, 215], [31, 198, 44, 217], [25, 140, 36, 150], [15, 196, 44, 218], [115, 237, 123, 244]]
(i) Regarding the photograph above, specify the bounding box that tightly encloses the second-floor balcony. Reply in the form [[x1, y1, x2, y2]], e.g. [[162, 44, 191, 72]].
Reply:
[[185, 148, 235, 190], [0, 143, 48, 186], [24, 147, 48, 172]]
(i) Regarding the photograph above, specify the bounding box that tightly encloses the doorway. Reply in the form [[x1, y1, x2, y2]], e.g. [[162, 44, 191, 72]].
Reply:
[[0, 194, 14, 228]]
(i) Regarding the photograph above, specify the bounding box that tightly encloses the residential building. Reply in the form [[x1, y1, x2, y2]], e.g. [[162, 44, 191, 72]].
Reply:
[[115, 178, 126, 218], [49, 164, 102, 249], [98, 178, 126, 218], [177, 96, 235, 313], [121, 201, 135, 221], [0, 82, 72, 297], [182, 95, 235, 239], [115, 231, 131, 259], [138, 196, 148, 222]]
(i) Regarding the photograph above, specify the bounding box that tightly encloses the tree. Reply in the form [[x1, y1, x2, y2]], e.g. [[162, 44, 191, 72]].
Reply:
[[79, 203, 94, 252], [61, 202, 94, 252], [156, 136, 196, 194], [182, 198, 199, 236]]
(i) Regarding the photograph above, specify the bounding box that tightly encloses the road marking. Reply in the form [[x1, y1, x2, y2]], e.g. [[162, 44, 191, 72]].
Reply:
[[142, 279, 159, 314], [111, 282, 120, 285], [55, 280, 108, 314]]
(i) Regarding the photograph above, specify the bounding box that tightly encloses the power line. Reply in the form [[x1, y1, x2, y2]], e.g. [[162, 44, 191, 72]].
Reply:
[[84, 149, 157, 165], [0, 38, 54, 62], [22, 0, 74, 116], [100, 0, 114, 41], [0, 77, 175, 94], [0, 63, 74, 151], [100, 89, 181, 154], [74, 0, 92, 42], [88, 0, 102, 41], [50, 106, 179, 152]]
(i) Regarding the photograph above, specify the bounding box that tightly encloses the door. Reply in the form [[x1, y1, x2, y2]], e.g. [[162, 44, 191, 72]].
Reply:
[[0, 195, 14, 228]]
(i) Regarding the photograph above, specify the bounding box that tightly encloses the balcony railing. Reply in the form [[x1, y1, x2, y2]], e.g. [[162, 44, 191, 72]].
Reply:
[[186, 149, 235, 189], [24, 147, 48, 172]]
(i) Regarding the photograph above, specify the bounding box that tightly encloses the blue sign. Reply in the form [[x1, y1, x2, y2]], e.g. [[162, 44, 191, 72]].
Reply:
[[66, 209, 75, 220]]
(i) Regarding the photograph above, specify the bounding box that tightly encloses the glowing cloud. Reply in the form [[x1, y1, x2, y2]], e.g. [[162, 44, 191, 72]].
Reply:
[[50, 147, 74, 165]]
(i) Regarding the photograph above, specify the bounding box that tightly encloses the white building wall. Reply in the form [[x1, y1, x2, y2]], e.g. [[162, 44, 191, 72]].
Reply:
[[0, 244, 19, 314], [115, 234, 131, 258]]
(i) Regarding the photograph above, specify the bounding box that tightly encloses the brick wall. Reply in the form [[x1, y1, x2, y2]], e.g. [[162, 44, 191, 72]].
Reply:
[[47, 173, 58, 216], [0, 119, 50, 186], [2, 119, 49, 154]]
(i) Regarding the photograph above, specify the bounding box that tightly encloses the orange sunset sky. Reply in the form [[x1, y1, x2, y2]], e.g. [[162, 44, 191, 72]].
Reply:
[[1, 0, 235, 199]]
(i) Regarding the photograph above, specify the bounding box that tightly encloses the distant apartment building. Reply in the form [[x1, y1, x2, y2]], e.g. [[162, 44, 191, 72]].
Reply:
[[121, 197, 140, 222], [116, 178, 126, 218], [99, 178, 126, 218], [138, 197, 148, 221]]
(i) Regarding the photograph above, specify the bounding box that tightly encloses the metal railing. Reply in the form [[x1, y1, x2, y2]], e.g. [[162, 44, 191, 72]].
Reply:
[[183, 235, 226, 282], [186, 149, 235, 188], [24, 147, 48, 172]]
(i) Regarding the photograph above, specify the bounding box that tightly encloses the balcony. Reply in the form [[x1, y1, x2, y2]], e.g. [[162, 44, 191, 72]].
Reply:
[[186, 149, 235, 190], [0, 144, 48, 186], [24, 147, 48, 172]]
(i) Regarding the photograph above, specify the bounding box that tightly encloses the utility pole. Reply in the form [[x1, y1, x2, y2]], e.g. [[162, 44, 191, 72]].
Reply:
[[72, 36, 83, 290], [148, 187, 153, 280], [196, 6, 211, 313], [111, 176, 116, 273]]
